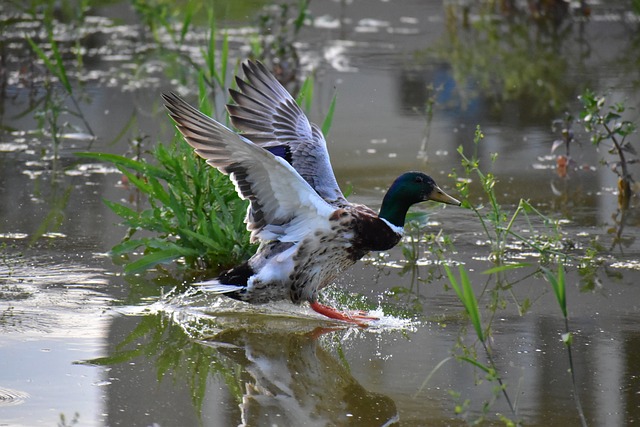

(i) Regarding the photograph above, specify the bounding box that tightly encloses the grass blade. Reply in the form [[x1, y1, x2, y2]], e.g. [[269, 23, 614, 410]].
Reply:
[[103, 199, 140, 222], [482, 263, 530, 275], [445, 264, 484, 342], [296, 74, 314, 112], [75, 152, 173, 180], [415, 356, 453, 397], [110, 238, 148, 256], [321, 91, 337, 137], [542, 264, 567, 317], [124, 249, 182, 274], [458, 356, 492, 374], [49, 27, 72, 93]]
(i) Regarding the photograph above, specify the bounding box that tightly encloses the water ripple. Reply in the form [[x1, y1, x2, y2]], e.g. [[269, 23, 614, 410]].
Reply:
[[0, 387, 29, 407]]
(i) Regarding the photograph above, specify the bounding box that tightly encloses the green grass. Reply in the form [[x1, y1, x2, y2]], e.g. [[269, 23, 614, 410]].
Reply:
[[450, 125, 566, 263], [431, 123, 600, 425], [80, 59, 337, 275], [542, 263, 587, 427], [78, 129, 254, 274], [22, 4, 94, 243], [445, 264, 483, 341], [444, 264, 518, 424], [83, 69, 338, 274], [74, 0, 337, 275]]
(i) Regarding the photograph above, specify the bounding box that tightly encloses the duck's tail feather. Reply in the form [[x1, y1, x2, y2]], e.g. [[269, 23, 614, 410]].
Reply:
[[195, 280, 245, 294]]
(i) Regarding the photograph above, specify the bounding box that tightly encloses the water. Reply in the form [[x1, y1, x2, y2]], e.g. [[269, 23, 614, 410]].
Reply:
[[2, 1, 640, 425]]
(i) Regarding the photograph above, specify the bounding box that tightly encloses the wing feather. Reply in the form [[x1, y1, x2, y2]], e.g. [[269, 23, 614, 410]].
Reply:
[[228, 60, 348, 207], [162, 92, 335, 243]]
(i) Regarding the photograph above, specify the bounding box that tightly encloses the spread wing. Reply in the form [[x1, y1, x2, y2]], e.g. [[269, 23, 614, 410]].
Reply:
[[227, 60, 348, 207], [162, 92, 335, 244]]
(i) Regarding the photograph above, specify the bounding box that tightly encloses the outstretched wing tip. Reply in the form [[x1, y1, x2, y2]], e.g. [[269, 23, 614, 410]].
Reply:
[[160, 89, 334, 243], [228, 61, 347, 207]]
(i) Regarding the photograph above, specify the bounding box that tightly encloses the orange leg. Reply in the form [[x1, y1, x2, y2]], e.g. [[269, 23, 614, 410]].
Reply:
[[309, 301, 378, 327]]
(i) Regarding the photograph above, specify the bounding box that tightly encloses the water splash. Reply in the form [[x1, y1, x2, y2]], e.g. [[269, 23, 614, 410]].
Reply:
[[117, 286, 418, 341]]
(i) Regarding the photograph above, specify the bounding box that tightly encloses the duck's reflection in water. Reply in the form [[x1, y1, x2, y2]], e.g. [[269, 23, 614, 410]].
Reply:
[[204, 327, 399, 427]]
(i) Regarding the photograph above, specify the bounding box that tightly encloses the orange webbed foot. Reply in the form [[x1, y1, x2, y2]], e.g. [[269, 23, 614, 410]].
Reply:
[[310, 301, 378, 327]]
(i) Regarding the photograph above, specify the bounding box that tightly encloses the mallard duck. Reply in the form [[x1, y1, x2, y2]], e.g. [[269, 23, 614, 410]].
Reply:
[[162, 61, 460, 325]]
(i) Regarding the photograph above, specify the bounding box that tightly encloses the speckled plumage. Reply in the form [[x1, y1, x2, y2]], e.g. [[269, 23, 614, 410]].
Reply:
[[162, 61, 460, 324]]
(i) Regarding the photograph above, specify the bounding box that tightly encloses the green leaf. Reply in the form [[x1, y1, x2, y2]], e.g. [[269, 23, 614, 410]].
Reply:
[[49, 26, 72, 93], [459, 266, 484, 342], [180, 228, 223, 252], [179, 3, 195, 44], [26, 37, 58, 80], [445, 264, 484, 342], [103, 199, 139, 222], [149, 175, 171, 206], [124, 249, 183, 274], [220, 31, 229, 86], [457, 356, 492, 374], [75, 152, 173, 180], [110, 238, 148, 256], [542, 264, 567, 318], [205, 7, 216, 83], [296, 75, 314, 112], [321, 92, 337, 137], [482, 263, 530, 275]]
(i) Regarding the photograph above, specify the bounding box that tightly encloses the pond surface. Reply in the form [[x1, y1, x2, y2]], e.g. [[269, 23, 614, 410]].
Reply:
[[2, 1, 640, 426]]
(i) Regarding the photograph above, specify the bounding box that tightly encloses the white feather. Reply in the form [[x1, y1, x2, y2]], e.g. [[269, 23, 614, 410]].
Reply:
[[195, 280, 244, 294]]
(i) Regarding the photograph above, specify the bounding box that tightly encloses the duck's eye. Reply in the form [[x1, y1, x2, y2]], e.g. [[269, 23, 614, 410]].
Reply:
[[414, 176, 424, 183]]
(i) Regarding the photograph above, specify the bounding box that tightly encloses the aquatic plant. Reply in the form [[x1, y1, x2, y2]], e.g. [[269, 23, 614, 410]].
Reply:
[[78, 3, 245, 274], [251, 0, 311, 88], [542, 263, 588, 427], [551, 91, 639, 249], [130, 0, 312, 97], [25, 4, 95, 142], [99, 91, 333, 274], [85, 67, 336, 274], [78, 102, 254, 274], [70, 0, 332, 276], [129, 0, 233, 100], [450, 125, 566, 262], [439, 261, 588, 426], [579, 89, 638, 207], [429, 124, 598, 424], [444, 264, 519, 425], [57, 412, 80, 427], [18, 4, 96, 243]]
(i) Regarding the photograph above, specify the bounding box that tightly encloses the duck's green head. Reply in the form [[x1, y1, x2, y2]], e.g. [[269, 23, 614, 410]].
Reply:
[[379, 172, 460, 227]]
